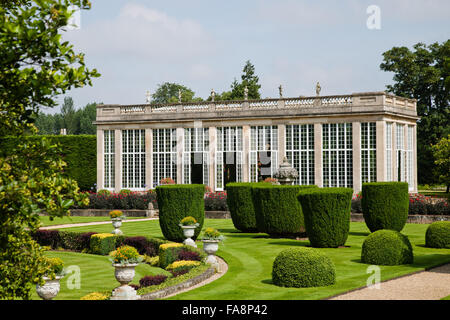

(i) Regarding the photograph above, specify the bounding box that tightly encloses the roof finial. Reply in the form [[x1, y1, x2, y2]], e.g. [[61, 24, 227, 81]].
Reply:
[[316, 82, 321, 96], [145, 90, 151, 104], [279, 84, 283, 98]]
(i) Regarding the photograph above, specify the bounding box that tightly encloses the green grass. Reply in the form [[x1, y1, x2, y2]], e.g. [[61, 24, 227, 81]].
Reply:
[[30, 250, 170, 300], [39, 215, 146, 227], [417, 191, 450, 200], [44, 219, 450, 300], [441, 295, 450, 300]]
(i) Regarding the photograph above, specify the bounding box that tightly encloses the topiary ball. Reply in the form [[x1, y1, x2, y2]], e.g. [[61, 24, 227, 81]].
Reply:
[[272, 247, 336, 288], [425, 221, 450, 249], [361, 229, 413, 265]]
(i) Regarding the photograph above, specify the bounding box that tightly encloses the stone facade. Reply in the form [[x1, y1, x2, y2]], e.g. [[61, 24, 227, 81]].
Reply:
[[95, 91, 418, 193]]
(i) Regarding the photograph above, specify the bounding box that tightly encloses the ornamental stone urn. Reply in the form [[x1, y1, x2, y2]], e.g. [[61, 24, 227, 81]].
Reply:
[[202, 240, 220, 270], [180, 225, 198, 248], [36, 276, 63, 300], [273, 157, 299, 185], [111, 218, 123, 235], [110, 264, 140, 300]]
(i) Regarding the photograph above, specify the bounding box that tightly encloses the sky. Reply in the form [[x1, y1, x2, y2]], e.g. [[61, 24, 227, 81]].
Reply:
[[46, 0, 450, 113]]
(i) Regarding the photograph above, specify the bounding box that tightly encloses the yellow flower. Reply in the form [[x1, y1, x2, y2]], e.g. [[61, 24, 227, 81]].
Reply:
[[80, 292, 109, 300], [166, 260, 201, 270], [159, 243, 183, 251]]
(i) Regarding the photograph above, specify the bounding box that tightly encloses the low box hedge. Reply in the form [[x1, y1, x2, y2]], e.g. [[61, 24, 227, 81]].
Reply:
[[89, 233, 116, 255], [425, 221, 450, 249], [158, 243, 206, 269]]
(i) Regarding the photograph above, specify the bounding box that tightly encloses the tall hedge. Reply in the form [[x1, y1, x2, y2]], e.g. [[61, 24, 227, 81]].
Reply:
[[0, 135, 96, 191], [252, 185, 317, 237], [226, 182, 264, 233], [297, 187, 353, 248], [156, 184, 205, 242], [362, 182, 409, 232]]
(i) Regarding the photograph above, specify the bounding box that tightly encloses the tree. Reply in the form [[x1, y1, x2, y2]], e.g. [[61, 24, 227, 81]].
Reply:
[[60, 96, 77, 134], [151, 82, 203, 104], [230, 60, 261, 100], [0, 0, 97, 300], [432, 135, 450, 193], [380, 41, 450, 184]]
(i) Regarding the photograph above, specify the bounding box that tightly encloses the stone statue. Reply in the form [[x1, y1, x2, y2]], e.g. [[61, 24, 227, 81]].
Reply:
[[244, 86, 248, 100], [145, 90, 151, 104], [211, 88, 215, 102], [279, 85, 283, 98], [178, 89, 182, 103], [316, 82, 321, 96]]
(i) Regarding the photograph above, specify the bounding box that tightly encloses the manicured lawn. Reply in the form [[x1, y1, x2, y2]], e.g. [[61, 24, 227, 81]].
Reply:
[[46, 219, 450, 300], [39, 215, 146, 227], [30, 250, 170, 300]]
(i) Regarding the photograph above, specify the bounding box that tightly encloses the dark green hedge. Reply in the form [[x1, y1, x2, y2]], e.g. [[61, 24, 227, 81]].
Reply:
[[156, 184, 205, 242], [158, 244, 206, 269], [362, 182, 409, 232], [297, 187, 353, 248], [0, 135, 96, 191], [425, 221, 450, 249], [226, 182, 265, 232], [272, 247, 336, 288], [361, 229, 414, 265], [252, 185, 317, 237]]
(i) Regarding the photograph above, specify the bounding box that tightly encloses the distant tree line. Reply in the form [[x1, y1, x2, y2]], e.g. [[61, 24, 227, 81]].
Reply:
[[34, 97, 99, 135]]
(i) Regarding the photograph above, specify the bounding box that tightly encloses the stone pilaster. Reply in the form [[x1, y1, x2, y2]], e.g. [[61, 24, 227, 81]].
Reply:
[[209, 127, 216, 191], [242, 125, 250, 182], [176, 127, 184, 184], [114, 129, 122, 193], [145, 129, 152, 190], [278, 124, 286, 166], [376, 120, 386, 182], [96, 129, 104, 191], [352, 122, 361, 193], [314, 123, 323, 187]]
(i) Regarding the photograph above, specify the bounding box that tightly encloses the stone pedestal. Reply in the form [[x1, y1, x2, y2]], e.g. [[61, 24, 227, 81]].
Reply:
[[110, 285, 140, 300]]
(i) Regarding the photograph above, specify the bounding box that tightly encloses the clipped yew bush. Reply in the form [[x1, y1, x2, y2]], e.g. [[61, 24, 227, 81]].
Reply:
[[253, 185, 317, 237], [272, 247, 336, 288], [156, 184, 204, 242], [425, 221, 450, 249], [226, 182, 262, 232], [362, 182, 409, 232], [361, 229, 413, 265], [297, 187, 353, 248]]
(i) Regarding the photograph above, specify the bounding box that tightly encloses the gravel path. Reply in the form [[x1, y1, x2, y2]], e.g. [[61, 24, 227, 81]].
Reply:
[[330, 263, 450, 300]]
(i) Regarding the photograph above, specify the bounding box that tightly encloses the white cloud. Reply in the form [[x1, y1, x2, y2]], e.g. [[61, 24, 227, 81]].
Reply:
[[65, 3, 216, 61]]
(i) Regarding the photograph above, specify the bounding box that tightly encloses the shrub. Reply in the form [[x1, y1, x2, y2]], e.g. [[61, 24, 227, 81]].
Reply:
[[361, 229, 413, 265], [109, 210, 123, 219], [204, 191, 228, 211], [272, 247, 336, 288], [97, 189, 111, 196], [176, 250, 201, 262], [31, 230, 61, 248], [180, 216, 198, 226], [43, 257, 65, 279], [226, 183, 260, 232], [119, 189, 132, 195], [77, 191, 158, 210], [109, 245, 143, 265], [166, 260, 201, 272], [362, 182, 409, 232], [201, 227, 224, 241], [156, 184, 205, 242], [158, 243, 205, 269], [425, 221, 450, 248], [160, 177, 175, 185], [253, 184, 318, 236], [0, 135, 96, 191], [144, 255, 159, 266], [139, 275, 168, 288], [80, 292, 110, 300], [115, 236, 162, 256], [297, 187, 353, 248], [170, 269, 189, 277], [59, 231, 83, 251], [89, 233, 116, 255]]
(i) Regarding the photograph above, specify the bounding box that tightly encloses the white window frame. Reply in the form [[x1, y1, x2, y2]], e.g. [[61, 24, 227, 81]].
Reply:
[[122, 129, 145, 190], [361, 122, 377, 184], [215, 126, 243, 190], [396, 123, 406, 183], [103, 130, 115, 189], [285, 124, 315, 185], [406, 125, 414, 191], [152, 128, 177, 188], [183, 127, 210, 186], [386, 122, 393, 181], [322, 123, 353, 188], [249, 125, 278, 182]]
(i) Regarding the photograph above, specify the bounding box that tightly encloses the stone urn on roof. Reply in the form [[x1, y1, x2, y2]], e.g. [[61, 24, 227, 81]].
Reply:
[[274, 157, 298, 185]]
